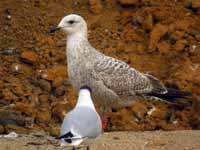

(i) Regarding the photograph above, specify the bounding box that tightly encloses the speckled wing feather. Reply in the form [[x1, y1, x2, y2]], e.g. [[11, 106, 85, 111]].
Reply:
[[92, 55, 167, 98]]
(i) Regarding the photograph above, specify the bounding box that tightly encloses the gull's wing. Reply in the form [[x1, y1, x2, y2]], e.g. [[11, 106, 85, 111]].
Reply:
[[60, 107, 102, 139], [92, 55, 167, 98]]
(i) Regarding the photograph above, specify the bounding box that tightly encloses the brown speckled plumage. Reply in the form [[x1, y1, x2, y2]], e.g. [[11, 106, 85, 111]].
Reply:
[[56, 14, 170, 115]]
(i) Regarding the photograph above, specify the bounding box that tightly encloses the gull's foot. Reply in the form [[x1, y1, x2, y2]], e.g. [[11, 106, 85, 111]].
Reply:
[[101, 118, 108, 130]]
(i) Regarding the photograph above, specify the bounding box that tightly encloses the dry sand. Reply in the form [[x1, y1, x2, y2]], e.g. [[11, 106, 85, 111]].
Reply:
[[0, 130, 200, 150]]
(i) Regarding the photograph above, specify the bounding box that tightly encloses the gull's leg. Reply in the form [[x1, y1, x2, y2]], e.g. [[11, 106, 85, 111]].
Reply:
[[86, 145, 89, 150], [101, 105, 108, 130], [72, 146, 75, 150]]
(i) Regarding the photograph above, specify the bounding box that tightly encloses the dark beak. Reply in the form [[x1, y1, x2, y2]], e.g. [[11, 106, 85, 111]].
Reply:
[[49, 26, 61, 33]]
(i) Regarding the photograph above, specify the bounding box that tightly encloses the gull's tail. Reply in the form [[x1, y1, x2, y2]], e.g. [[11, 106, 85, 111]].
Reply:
[[144, 74, 192, 102], [147, 87, 192, 102]]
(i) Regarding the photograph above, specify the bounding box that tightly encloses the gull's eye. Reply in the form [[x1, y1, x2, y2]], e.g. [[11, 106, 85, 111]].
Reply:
[[68, 20, 75, 24]]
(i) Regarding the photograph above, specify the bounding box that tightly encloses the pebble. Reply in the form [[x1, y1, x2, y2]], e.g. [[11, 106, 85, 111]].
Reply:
[[3, 132, 18, 138], [21, 51, 38, 64], [38, 79, 51, 92], [39, 94, 49, 104], [52, 76, 64, 88], [0, 110, 24, 126], [10, 63, 33, 75], [117, 0, 139, 5], [55, 85, 65, 96], [0, 48, 21, 55]]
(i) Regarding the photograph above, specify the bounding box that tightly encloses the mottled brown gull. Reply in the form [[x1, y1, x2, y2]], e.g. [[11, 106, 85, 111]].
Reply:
[[50, 14, 190, 117]]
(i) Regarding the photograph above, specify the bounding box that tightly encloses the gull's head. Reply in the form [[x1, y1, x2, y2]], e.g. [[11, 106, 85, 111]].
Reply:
[[80, 85, 92, 93], [50, 14, 87, 35], [78, 86, 93, 100]]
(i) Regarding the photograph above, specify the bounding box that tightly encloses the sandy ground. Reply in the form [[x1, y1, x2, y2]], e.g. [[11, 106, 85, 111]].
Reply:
[[0, 130, 200, 150], [0, 0, 200, 134]]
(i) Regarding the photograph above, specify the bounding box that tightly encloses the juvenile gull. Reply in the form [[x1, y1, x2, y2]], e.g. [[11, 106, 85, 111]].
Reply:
[[50, 14, 190, 116], [59, 86, 102, 147]]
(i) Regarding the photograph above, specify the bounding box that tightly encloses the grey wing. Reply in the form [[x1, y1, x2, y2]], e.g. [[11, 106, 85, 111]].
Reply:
[[61, 107, 102, 138], [92, 56, 167, 98]]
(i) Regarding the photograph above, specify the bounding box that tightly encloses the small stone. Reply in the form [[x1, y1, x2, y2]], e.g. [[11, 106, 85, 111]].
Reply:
[[48, 124, 60, 137], [131, 102, 148, 121], [41, 65, 67, 81], [51, 102, 72, 123], [2, 88, 18, 102], [12, 84, 25, 97], [0, 48, 19, 55], [39, 79, 51, 92], [174, 39, 188, 52], [21, 51, 38, 64], [52, 76, 64, 88], [27, 94, 39, 107], [0, 110, 24, 126], [10, 63, 33, 75], [5, 124, 29, 134], [0, 125, 4, 134], [49, 94, 57, 102], [39, 94, 49, 105], [55, 85, 65, 96], [149, 24, 168, 51], [192, 0, 200, 9], [12, 102, 35, 116], [117, 0, 139, 5], [157, 41, 170, 54], [89, 0, 103, 14], [153, 139, 167, 146], [36, 107, 51, 124], [171, 31, 185, 40], [7, 15, 11, 19]]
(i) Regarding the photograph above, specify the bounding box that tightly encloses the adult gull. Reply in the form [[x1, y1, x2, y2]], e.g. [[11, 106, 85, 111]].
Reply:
[[59, 86, 102, 147]]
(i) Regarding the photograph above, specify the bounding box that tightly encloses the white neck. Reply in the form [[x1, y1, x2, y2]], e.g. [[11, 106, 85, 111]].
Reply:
[[75, 89, 95, 110], [67, 28, 88, 44], [67, 30, 89, 53]]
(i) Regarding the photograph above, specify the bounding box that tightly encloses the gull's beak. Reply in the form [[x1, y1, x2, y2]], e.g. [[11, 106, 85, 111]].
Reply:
[[49, 26, 61, 33]]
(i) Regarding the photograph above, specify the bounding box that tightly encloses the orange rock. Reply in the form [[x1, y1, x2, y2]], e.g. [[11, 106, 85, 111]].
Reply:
[[10, 63, 33, 75], [173, 20, 191, 31], [38, 94, 49, 105], [2, 88, 19, 102], [21, 51, 38, 64], [192, 0, 200, 9], [89, 0, 103, 14], [157, 41, 170, 54], [0, 125, 4, 133], [51, 101, 75, 122], [111, 108, 140, 131], [117, 0, 139, 5], [38, 79, 51, 92], [52, 76, 64, 88], [12, 85, 26, 97], [150, 108, 168, 120], [48, 124, 60, 136], [144, 14, 154, 30], [41, 65, 67, 81], [36, 107, 51, 124], [12, 102, 36, 116], [122, 24, 143, 42], [131, 102, 148, 120], [171, 31, 185, 40], [174, 39, 188, 52], [104, 47, 116, 54], [149, 24, 168, 51], [6, 124, 29, 134], [55, 85, 65, 96]]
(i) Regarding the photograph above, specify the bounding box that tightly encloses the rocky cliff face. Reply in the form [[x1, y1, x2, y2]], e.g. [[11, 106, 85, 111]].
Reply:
[[0, 0, 199, 135]]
